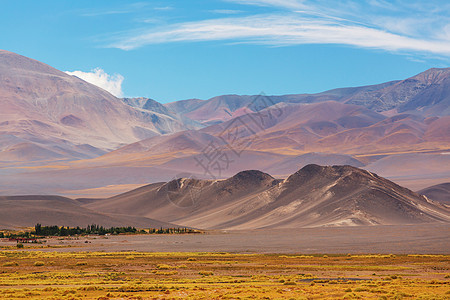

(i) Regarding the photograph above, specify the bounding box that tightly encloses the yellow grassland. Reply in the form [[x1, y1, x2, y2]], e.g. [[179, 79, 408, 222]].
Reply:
[[0, 251, 448, 299]]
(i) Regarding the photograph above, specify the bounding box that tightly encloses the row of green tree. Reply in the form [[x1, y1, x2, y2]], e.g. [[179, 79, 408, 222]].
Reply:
[[33, 224, 199, 236], [0, 224, 200, 238], [34, 224, 139, 236]]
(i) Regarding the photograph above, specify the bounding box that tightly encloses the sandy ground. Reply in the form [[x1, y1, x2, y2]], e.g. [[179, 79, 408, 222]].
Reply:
[[2, 223, 449, 254]]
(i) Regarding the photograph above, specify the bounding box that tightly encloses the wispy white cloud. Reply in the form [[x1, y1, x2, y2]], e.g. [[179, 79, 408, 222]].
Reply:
[[140, 17, 165, 24], [154, 6, 174, 11], [227, 0, 450, 39], [108, 14, 450, 56], [65, 68, 124, 97], [105, 0, 450, 58]]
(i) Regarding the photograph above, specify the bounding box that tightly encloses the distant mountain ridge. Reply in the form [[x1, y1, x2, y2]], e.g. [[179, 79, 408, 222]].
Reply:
[[346, 68, 450, 115], [164, 68, 450, 126]]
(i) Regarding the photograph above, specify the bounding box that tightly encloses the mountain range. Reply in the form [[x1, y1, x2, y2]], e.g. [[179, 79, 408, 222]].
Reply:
[[164, 67, 450, 126], [0, 165, 448, 229], [0, 50, 449, 211], [85, 164, 449, 229]]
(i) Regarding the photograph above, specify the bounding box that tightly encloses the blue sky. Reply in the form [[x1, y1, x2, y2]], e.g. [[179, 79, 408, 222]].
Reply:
[[1, 0, 450, 102]]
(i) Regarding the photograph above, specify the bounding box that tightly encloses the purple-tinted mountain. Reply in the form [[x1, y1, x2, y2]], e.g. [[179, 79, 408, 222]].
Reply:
[[165, 68, 450, 126], [0, 50, 192, 162]]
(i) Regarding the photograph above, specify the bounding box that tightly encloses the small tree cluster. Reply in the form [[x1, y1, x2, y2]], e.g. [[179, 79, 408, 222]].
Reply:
[[147, 227, 196, 234], [34, 224, 137, 236]]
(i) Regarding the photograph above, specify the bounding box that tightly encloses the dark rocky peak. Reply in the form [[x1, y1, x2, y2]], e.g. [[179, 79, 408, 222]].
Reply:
[[230, 170, 273, 181], [284, 164, 371, 185]]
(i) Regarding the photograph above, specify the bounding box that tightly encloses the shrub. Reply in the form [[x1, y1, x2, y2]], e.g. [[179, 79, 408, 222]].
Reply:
[[156, 264, 176, 270], [62, 289, 76, 295], [3, 261, 18, 267], [79, 286, 97, 291], [16, 243, 24, 249], [34, 261, 45, 266], [155, 271, 178, 275], [199, 271, 213, 276]]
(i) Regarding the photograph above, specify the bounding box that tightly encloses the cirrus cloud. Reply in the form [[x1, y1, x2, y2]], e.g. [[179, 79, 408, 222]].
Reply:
[[108, 14, 450, 57], [105, 0, 450, 59], [65, 68, 124, 97]]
